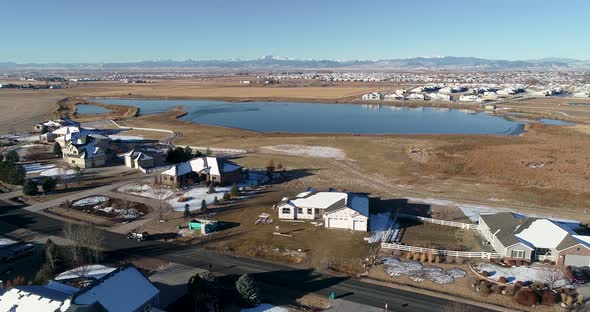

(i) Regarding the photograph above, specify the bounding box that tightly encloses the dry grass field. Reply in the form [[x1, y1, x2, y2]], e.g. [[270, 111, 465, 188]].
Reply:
[[0, 89, 65, 133]]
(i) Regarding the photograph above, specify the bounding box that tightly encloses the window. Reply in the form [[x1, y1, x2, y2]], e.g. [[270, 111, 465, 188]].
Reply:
[[307, 208, 312, 215], [297, 208, 302, 214], [511, 250, 525, 258], [315, 208, 320, 215], [282, 208, 291, 214]]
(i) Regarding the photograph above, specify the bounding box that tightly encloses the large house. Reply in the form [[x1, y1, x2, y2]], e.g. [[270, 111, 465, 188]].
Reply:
[[479, 212, 590, 266], [0, 265, 161, 312], [62, 136, 109, 169], [157, 157, 242, 187], [277, 189, 369, 232]]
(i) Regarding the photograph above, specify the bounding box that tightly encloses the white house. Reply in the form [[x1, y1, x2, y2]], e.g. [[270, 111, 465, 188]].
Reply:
[[459, 94, 482, 102], [426, 93, 451, 101], [277, 189, 369, 231], [383, 93, 405, 101], [406, 93, 425, 101], [361, 92, 383, 100]]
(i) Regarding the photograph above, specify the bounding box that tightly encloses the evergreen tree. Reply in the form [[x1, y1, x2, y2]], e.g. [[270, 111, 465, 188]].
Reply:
[[42, 177, 57, 193], [4, 150, 20, 163], [184, 146, 193, 159], [213, 196, 219, 205], [223, 192, 231, 201], [201, 199, 207, 211], [23, 179, 38, 195], [0, 162, 25, 185], [208, 183, 216, 194], [187, 272, 220, 310], [53, 142, 63, 157], [235, 273, 262, 306], [230, 184, 240, 198], [184, 204, 191, 219]]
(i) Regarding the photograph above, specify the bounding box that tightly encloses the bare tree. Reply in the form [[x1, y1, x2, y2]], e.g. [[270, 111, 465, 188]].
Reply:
[[62, 222, 104, 277], [26, 145, 46, 162], [538, 265, 565, 289], [61, 199, 74, 210], [151, 181, 172, 221]]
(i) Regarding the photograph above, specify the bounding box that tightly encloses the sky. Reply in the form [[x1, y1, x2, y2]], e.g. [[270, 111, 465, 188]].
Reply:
[[2, 0, 589, 63]]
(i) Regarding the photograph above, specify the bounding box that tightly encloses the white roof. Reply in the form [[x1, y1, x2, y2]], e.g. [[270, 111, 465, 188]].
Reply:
[[74, 266, 159, 312], [0, 288, 71, 312], [52, 126, 80, 136], [162, 157, 240, 177], [289, 192, 347, 209], [0, 238, 18, 248], [515, 219, 572, 249], [55, 265, 117, 281]]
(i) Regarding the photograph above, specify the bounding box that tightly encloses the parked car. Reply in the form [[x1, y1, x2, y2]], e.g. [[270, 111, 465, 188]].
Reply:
[[566, 265, 587, 284], [0, 243, 34, 263], [127, 231, 149, 241]]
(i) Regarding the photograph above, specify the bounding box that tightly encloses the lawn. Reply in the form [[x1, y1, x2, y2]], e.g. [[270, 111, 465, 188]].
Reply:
[[397, 220, 485, 251]]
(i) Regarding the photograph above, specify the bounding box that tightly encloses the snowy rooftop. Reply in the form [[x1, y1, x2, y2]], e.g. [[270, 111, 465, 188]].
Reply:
[[73, 266, 159, 312], [515, 219, 572, 249], [0, 287, 72, 312], [0, 238, 18, 248], [162, 157, 241, 177], [55, 265, 117, 281], [286, 191, 369, 217]]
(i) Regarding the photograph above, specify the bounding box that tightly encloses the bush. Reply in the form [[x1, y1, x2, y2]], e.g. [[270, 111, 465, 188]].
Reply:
[[42, 178, 57, 193], [515, 289, 538, 307], [236, 274, 262, 306], [491, 284, 502, 294], [541, 290, 558, 305], [223, 192, 231, 201], [498, 276, 507, 284], [481, 271, 489, 277], [515, 281, 524, 288], [230, 184, 240, 197], [53, 142, 63, 157], [23, 179, 38, 195], [4, 150, 19, 163], [502, 285, 516, 296]]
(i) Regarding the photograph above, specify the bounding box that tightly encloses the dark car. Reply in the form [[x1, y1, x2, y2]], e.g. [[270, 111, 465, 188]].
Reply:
[[566, 265, 587, 284], [0, 243, 34, 263]]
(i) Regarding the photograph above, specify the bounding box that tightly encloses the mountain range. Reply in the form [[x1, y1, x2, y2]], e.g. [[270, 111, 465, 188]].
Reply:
[[1, 56, 590, 71]]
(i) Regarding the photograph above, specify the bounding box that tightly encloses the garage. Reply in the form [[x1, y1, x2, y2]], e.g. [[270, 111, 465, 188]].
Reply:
[[326, 217, 350, 230], [353, 220, 367, 232], [564, 255, 590, 267]]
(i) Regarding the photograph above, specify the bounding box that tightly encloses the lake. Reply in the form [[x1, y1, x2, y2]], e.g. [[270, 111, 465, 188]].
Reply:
[[77, 104, 111, 114], [91, 98, 566, 135]]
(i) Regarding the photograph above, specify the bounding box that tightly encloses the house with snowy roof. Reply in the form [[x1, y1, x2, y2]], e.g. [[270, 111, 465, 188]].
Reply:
[[479, 212, 590, 266], [157, 157, 242, 187], [277, 188, 369, 231], [124, 149, 156, 170], [0, 265, 160, 312]]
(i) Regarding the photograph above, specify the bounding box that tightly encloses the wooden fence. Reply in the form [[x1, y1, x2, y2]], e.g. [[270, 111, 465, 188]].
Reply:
[[381, 242, 502, 259], [398, 214, 479, 231]]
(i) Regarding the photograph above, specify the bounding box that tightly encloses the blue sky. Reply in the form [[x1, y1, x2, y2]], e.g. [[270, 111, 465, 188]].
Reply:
[[2, 0, 589, 63]]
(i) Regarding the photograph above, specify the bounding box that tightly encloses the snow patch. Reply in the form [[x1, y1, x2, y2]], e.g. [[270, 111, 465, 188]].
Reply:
[[73, 196, 109, 207], [381, 257, 465, 284], [39, 168, 76, 178], [474, 262, 569, 287], [23, 163, 55, 174], [262, 144, 346, 159]]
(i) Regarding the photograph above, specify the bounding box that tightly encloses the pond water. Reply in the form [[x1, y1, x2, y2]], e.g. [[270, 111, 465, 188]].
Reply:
[[77, 104, 111, 114], [91, 98, 569, 135]]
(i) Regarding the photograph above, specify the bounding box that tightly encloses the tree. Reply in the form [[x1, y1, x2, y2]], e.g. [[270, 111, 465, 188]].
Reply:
[[236, 273, 262, 306], [201, 199, 207, 211], [62, 222, 104, 276], [208, 183, 216, 194], [223, 192, 231, 201], [152, 182, 172, 221], [213, 196, 219, 205], [53, 142, 63, 157], [184, 204, 191, 219], [23, 179, 38, 195], [61, 199, 74, 210], [45, 238, 61, 272], [4, 150, 20, 163], [184, 146, 193, 159], [230, 184, 240, 198], [26, 145, 46, 162], [42, 177, 57, 193], [187, 272, 220, 310], [205, 147, 212, 157], [538, 265, 565, 289], [0, 161, 25, 185]]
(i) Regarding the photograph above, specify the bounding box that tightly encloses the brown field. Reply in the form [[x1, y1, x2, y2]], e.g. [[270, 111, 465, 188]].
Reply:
[[0, 89, 65, 133], [3, 78, 590, 220]]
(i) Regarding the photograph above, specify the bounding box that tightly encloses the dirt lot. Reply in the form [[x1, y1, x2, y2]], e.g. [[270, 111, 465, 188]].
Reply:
[[397, 220, 486, 251]]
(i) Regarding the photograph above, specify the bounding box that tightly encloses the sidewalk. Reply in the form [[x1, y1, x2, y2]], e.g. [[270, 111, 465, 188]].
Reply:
[[326, 299, 384, 312]]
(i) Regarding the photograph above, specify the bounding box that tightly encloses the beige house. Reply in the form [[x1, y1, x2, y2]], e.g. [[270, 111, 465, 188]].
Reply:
[[157, 157, 242, 187], [124, 149, 155, 169], [63, 140, 107, 168]]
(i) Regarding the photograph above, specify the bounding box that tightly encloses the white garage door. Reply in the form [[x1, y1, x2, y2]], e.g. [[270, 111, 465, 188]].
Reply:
[[564, 255, 590, 267], [327, 218, 350, 230], [353, 220, 367, 231]]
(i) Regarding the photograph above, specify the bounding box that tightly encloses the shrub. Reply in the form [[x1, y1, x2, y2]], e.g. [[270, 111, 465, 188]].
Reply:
[[213, 196, 219, 205], [434, 255, 441, 263], [230, 184, 240, 197], [481, 271, 489, 277], [23, 179, 38, 195], [541, 290, 558, 305], [42, 177, 57, 193], [491, 284, 502, 294], [560, 292, 567, 303], [577, 294, 584, 305], [515, 289, 538, 307], [566, 295, 574, 306], [420, 253, 427, 262], [502, 285, 516, 296], [498, 276, 507, 284], [505, 259, 515, 267], [235, 274, 262, 306], [223, 192, 231, 201], [515, 281, 524, 288], [53, 142, 62, 157]]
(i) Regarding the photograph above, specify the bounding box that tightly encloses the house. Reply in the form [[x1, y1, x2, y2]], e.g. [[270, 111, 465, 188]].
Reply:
[[479, 213, 590, 266], [459, 94, 482, 102], [0, 265, 160, 312], [426, 93, 451, 102], [124, 149, 156, 169], [63, 139, 107, 168], [157, 157, 242, 187], [406, 93, 425, 101], [383, 93, 405, 101], [277, 189, 369, 231], [32, 119, 77, 134], [361, 92, 383, 100], [483, 91, 498, 101]]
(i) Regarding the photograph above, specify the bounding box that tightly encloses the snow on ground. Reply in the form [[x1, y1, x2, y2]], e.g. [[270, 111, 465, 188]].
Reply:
[[108, 135, 144, 141], [262, 144, 346, 159], [381, 257, 465, 284], [39, 168, 76, 178], [474, 262, 569, 287], [118, 184, 175, 200], [73, 196, 110, 207], [168, 186, 232, 211], [241, 304, 288, 312], [366, 213, 399, 243], [23, 163, 55, 175]]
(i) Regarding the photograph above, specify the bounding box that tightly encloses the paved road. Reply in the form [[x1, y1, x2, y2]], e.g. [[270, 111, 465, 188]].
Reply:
[[0, 201, 497, 312]]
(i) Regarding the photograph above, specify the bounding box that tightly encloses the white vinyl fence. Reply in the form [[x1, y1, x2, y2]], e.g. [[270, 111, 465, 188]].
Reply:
[[398, 214, 479, 231], [381, 243, 502, 259]]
